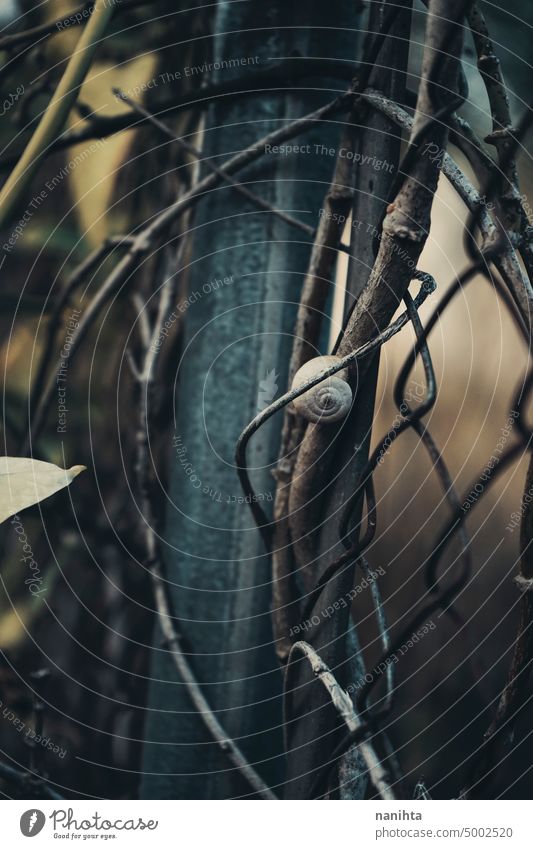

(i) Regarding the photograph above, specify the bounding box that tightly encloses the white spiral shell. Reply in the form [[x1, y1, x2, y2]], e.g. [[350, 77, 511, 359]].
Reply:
[[291, 355, 352, 424]]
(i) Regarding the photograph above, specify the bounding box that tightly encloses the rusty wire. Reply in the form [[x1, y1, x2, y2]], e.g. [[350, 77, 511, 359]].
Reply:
[[236, 116, 533, 800], [0, 0, 530, 803], [235, 275, 436, 550], [298, 269, 531, 797]]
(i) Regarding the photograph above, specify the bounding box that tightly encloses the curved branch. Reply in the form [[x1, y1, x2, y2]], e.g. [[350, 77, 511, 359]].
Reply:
[[361, 88, 533, 332], [0, 58, 359, 173], [0, 0, 116, 230], [128, 241, 277, 801], [24, 90, 354, 448]]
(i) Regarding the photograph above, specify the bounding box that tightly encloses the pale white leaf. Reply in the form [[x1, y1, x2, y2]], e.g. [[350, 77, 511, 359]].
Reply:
[[0, 457, 86, 523]]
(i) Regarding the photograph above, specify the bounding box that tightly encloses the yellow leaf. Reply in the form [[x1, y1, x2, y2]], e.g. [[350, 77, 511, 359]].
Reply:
[[42, 4, 158, 245], [0, 458, 86, 523], [0, 601, 35, 649]]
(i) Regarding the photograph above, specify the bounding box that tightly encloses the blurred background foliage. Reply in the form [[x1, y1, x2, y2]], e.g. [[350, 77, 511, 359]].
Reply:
[[0, 0, 211, 798]]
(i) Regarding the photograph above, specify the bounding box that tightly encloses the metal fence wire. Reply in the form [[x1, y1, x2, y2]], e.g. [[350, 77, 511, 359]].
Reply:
[[235, 5, 533, 799], [0, 0, 531, 803]]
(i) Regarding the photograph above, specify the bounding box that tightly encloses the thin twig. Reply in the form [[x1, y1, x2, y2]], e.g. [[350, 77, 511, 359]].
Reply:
[[361, 557, 394, 708], [287, 1, 465, 574], [236, 277, 435, 547], [0, 0, 116, 230], [271, 123, 357, 662], [26, 90, 355, 447], [464, 451, 533, 795], [0, 58, 359, 172], [278, 1, 468, 798], [113, 87, 316, 240], [128, 240, 277, 801], [285, 641, 394, 799], [0, 0, 148, 51], [0, 3, 90, 50], [361, 88, 533, 337], [22, 236, 134, 454], [467, 2, 521, 233]]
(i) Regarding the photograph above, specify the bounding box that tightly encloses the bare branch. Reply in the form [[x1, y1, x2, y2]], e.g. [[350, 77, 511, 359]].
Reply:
[[0, 0, 149, 51], [285, 642, 395, 799], [467, 3, 520, 229], [128, 241, 277, 801], [22, 236, 134, 454], [465, 452, 533, 795], [25, 91, 354, 448], [271, 125, 356, 662], [288, 0, 465, 573], [113, 88, 316, 240], [0, 58, 358, 172], [362, 89, 533, 328], [0, 0, 116, 230]]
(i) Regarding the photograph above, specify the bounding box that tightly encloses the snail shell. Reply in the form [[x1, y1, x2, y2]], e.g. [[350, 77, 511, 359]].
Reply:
[[291, 355, 352, 424]]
